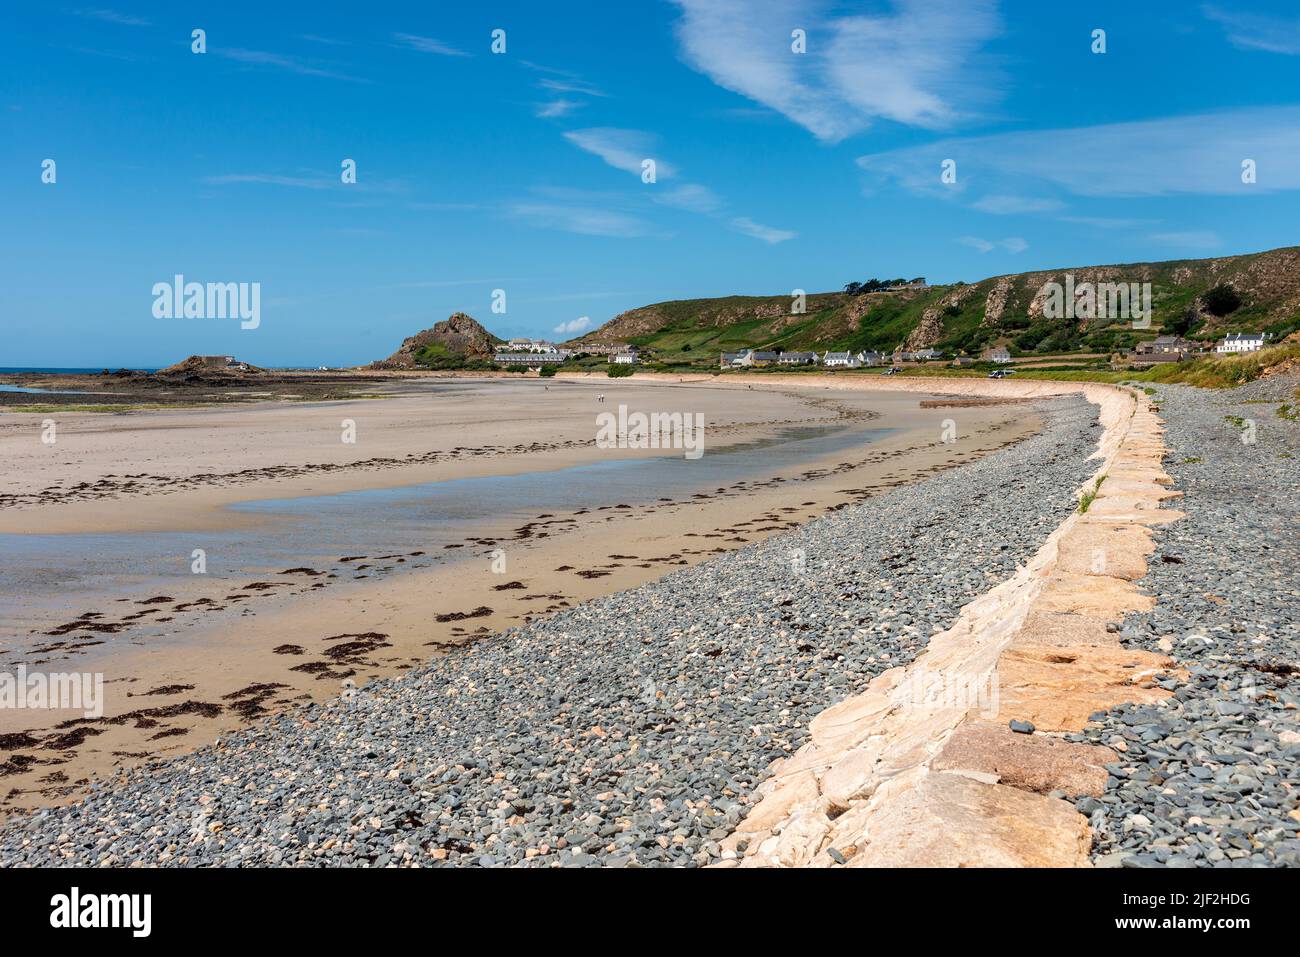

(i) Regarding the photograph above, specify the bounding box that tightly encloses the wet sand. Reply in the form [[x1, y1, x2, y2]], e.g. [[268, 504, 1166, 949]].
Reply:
[[0, 375, 1041, 814]]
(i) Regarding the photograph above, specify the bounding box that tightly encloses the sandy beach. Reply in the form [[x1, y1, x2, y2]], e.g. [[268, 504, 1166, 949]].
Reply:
[[1, 374, 1039, 813]]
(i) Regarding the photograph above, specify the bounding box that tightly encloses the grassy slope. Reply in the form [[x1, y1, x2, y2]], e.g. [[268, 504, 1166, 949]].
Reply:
[[588, 247, 1300, 371]]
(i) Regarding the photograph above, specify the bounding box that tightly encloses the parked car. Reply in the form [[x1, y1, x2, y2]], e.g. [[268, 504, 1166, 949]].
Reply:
[[882, 367, 901, 376], [988, 369, 1008, 378]]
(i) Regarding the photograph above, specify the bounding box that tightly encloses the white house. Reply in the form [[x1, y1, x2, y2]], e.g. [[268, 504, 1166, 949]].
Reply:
[[1216, 332, 1270, 354], [984, 346, 1012, 364], [613, 348, 640, 364], [823, 351, 860, 368], [505, 337, 560, 354], [775, 351, 818, 366], [579, 342, 629, 356]]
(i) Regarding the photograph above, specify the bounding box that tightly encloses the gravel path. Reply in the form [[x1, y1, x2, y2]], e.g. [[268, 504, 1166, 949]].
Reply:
[[1, 398, 1102, 867], [1071, 376, 1300, 868]]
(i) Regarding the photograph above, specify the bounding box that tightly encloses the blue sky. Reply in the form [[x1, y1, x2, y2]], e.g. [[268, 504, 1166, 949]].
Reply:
[[3, 1, 1300, 367]]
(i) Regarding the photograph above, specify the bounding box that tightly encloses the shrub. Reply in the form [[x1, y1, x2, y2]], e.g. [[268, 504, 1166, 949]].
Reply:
[[1166, 308, 1196, 336], [606, 364, 634, 378], [1201, 283, 1242, 317], [538, 365, 556, 377]]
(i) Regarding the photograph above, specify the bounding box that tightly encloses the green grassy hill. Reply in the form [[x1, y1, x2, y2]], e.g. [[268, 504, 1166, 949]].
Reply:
[[578, 247, 1300, 369]]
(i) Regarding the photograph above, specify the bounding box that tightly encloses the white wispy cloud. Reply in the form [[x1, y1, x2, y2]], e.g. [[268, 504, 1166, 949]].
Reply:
[[553, 316, 593, 334], [202, 173, 332, 189], [217, 48, 366, 82], [958, 236, 1026, 254], [563, 128, 677, 178], [327, 227, 387, 238], [654, 183, 723, 213], [539, 76, 606, 97], [971, 194, 1064, 215], [203, 171, 408, 195], [408, 201, 483, 211], [535, 99, 580, 119], [730, 217, 796, 244], [72, 8, 150, 27], [525, 61, 603, 120], [1058, 215, 1155, 230], [670, 0, 1001, 143], [1202, 5, 1300, 55], [506, 202, 655, 238], [1146, 230, 1223, 250], [546, 141, 790, 244], [392, 33, 469, 57], [69, 46, 138, 61], [858, 106, 1300, 198], [386, 278, 507, 290], [524, 291, 642, 304]]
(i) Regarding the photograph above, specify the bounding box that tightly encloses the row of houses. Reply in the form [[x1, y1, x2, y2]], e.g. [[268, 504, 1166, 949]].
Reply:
[[493, 341, 641, 365], [495, 337, 571, 364], [1132, 332, 1273, 356], [1215, 332, 1272, 353], [716, 330, 1276, 374], [1122, 332, 1273, 367], [720, 349, 885, 369], [575, 342, 632, 357], [501, 337, 564, 354], [720, 346, 1010, 369], [494, 349, 572, 365]]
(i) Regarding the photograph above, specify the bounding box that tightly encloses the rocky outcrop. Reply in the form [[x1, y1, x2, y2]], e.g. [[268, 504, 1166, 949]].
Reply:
[[369, 313, 499, 370], [902, 310, 945, 351], [981, 276, 1015, 327], [155, 356, 265, 380], [904, 285, 975, 349]]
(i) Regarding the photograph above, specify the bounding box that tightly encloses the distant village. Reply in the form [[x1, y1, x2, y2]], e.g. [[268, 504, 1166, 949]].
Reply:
[[720, 330, 1274, 371], [492, 337, 641, 366], [485, 329, 1273, 373], [720, 346, 972, 370], [1115, 330, 1273, 367]]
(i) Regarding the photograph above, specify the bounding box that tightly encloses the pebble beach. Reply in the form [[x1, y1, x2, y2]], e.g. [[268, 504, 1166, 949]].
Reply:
[[0, 396, 1100, 866], [1075, 377, 1300, 867], [2, 377, 1295, 868]]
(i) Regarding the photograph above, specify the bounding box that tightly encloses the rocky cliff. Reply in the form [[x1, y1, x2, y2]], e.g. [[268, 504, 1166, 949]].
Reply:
[[369, 313, 501, 370]]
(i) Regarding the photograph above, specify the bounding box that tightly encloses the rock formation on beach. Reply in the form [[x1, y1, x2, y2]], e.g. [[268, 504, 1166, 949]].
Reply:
[[155, 355, 264, 377], [369, 312, 501, 370]]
